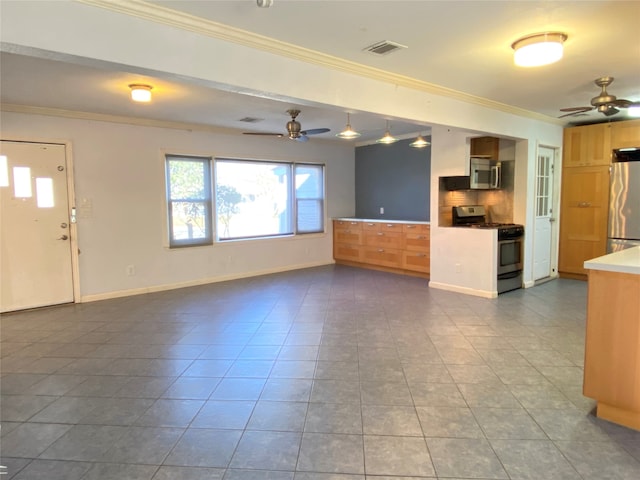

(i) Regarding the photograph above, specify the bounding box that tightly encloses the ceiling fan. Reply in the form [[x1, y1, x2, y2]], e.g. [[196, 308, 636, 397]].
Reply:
[[559, 76, 640, 118], [243, 109, 330, 142]]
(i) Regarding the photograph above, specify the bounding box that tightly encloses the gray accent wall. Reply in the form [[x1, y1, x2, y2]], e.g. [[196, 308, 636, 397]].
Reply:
[[355, 137, 431, 221]]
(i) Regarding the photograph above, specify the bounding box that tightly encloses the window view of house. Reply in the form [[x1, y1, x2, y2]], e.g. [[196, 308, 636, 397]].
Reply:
[[165, 155, 213, 247]]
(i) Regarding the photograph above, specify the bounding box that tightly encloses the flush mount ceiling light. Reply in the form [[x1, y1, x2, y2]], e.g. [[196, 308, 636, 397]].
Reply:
[[129, 84, 152, 102], [336, 113, 361, 139], [256, 0, 273, 7], [410, 134, 430, 149], [376, 121, 398, 145], [511, 32, 567, 67]]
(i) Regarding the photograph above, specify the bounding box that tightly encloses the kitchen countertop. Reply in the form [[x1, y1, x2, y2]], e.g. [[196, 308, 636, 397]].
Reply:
[[584, 246, 640, 275], [334, 218, 430, 225]]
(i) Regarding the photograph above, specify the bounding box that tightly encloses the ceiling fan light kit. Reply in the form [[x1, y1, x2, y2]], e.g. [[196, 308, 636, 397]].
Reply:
[[409, 134, 430, 149], [336, 113, 361, 139], [129, 84, 153, 102], [512, 32, 567, 67]]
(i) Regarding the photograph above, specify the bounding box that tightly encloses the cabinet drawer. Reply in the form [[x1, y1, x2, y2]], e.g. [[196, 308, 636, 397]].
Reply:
[[404, 232, 430, 251], [363, 231, 403, 249], [334, 230, 362, 245], [334, 220, 362, 231], [360, 221, 381, 232], [334, 243, 362, 262], [380, 223, 402, 232], [402, 223, 430, 233], [361, 246, 402, 268], [402, 251, 430, 273]]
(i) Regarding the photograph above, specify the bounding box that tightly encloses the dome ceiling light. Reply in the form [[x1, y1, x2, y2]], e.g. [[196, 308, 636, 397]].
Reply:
[[511, 32, 567, 67]]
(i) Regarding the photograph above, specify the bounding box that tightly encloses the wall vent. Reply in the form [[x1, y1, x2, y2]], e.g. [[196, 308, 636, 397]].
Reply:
[[238, 117, 264, 123], [363, 40, 408, 56]]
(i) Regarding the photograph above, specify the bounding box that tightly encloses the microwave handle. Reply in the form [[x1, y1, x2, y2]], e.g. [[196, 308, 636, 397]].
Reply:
[[491, 164, 501, 188]]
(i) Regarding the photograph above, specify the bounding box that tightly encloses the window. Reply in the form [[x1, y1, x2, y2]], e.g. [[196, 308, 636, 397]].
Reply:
[[165, 155, 213, 247], [215, 159, 324, 241], [295, 163, 324, 233]]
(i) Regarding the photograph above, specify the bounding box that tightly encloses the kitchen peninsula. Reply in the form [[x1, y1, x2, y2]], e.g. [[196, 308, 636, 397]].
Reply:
[[583, 246, 640, 431], [333, 219, 430, 277]]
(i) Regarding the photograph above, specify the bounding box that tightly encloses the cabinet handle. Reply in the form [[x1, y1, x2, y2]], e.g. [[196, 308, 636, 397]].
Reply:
[[386, 224, 395, 227], [367, 223, 375, 226], [417, 235, 426, 239], [350, 222, 358, 225], [406, 225, 416, 229], [377, 249, 385, 252], [417, 253, 427, 257], [377, 232, 384, 236], [578, 201, 592, 208]]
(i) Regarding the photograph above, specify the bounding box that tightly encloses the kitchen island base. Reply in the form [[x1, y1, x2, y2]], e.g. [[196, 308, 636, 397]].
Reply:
[[582, 249, 640, 432]]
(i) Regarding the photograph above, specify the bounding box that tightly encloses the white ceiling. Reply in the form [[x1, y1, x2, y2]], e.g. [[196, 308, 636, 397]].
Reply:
[[2, 0, 639, 143]]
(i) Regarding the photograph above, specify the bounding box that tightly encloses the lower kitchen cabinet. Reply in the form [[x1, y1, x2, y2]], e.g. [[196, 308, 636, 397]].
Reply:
[[333, 219, 430, 277], [558, 165, 610, 278]]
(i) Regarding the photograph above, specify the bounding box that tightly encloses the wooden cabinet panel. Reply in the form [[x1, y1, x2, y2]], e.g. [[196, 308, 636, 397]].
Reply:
[[402, 251, 430, 273], [611, 119, 640, 149], [362, 222, 381, 232], [363, 231, 403, 249], [558, 166, 610, 276], [563, 123, 611, 167], [402, 223, 430, 234], [361, 246, 402, 268], [334, 243, 362, 263], [335, 220, 362, 231], [403, 232, 430, 252], [471, 136, 499, 159], [334, 229, 362, 245]]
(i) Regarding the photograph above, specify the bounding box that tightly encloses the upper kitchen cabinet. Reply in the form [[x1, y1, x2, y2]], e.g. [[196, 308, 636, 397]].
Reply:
[[470, 136, 499, 159], [611, 118, 640, 149], [562, 123, 612, 167]]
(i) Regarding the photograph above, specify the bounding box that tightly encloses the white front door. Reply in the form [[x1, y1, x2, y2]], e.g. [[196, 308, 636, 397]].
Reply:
[[532, 146, 555, 281], [0, 141, 74, 312]]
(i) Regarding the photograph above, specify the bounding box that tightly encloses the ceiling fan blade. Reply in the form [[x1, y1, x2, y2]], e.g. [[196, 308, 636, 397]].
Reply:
[[559, 106, 593, 112], [243, 132, 285, 137], [300, 128, 330, 136], [295, 134, 309, 143]]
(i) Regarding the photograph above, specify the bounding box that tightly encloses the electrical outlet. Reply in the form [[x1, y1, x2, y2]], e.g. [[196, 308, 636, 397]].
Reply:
[[126, 265, 135, 276], [380, 207, 384, 214]]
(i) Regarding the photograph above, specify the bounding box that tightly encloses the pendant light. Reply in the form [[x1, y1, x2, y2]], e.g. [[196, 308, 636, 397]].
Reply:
[[376, 121, 397, 144], [336, 113, 361, 139], [409, 134, 430, 149], [511, 32, 567, 67]]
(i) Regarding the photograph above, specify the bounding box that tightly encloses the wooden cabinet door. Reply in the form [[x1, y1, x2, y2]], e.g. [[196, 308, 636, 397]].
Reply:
[[563, 123, 611, 167], [402, 251, 430, 273], [611, 119, 640, 149], [361, 246, 402, 268], [363, 231, 403, 249], [471, 136, 499, 159], [558, 166, 610, 275]]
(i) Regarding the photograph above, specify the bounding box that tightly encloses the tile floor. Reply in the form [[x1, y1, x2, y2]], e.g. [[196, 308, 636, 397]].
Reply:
[[1, 265, 639, 479]]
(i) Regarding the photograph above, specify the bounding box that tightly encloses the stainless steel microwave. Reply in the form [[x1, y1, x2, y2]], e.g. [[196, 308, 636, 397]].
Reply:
[[470, 157, 501, 189]]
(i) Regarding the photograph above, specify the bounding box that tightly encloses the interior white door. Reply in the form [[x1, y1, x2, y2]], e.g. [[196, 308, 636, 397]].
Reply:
[[0, 141, 74, 312], [532, 146, 555, 281]]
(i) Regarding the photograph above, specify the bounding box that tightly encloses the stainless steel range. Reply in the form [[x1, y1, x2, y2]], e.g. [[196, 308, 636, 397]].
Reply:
[[452, 206, 524, 294]]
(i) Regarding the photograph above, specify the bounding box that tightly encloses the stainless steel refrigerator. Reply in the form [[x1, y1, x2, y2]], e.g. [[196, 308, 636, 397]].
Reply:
[[608, 148, 640, 252]]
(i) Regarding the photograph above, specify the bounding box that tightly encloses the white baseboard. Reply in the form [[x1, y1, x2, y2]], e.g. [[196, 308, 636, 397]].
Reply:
[[80, 261, 334, 303], [428, 281, 498, 299]]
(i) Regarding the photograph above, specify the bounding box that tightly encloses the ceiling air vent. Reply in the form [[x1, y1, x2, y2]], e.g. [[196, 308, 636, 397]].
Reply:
[[363, 40, 408, 56], [238, 117, 264, 123]]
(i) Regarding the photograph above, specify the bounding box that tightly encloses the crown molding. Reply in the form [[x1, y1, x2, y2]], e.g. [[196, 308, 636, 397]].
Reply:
[[77, 0, 562, 125]]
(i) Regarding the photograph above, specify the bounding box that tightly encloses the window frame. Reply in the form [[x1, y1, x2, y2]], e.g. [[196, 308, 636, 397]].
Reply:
[[165, 154, 213, 248], [213, 158, 325, 242]]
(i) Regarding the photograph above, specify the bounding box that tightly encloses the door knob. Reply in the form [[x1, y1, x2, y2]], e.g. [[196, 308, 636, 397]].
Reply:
[[60, 222, 68, 228], [58, 235, 69, 240]]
